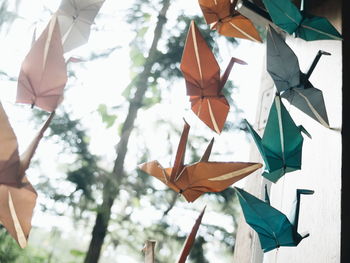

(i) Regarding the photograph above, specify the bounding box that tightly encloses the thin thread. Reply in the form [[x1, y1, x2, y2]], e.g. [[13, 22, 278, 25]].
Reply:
[[274, 248, 279, 263], [279, 171, 286, 211]]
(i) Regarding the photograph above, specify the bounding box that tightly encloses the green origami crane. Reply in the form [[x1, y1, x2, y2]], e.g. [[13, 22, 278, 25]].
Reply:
[[235, 186, 314, 252], [262, 0, 342, 40], [245, 95, 311, 183], [267, 26, 331, 128]]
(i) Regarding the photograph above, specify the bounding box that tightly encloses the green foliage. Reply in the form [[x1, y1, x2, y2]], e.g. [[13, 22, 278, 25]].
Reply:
[[33, 109, 103, 216], [0, 227, 21, 263], [189, 236, 209, 263], [0, 0, 21, 34], [70, 249, 86, 259], [97, 104, 117, 128], [0, 228, 48, 263], [67, 166, 97, 200]]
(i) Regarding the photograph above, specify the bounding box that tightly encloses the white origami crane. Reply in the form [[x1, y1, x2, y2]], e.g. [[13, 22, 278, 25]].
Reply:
[[57, 0, 105, 52]]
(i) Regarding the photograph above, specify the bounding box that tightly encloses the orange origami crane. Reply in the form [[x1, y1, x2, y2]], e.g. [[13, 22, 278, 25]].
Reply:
[[138, 120, 262, 202], [0, 102, 54, 247], [180, 21, 247, 134], [17, 15, 67, 112], [198, 0, 262, 42]]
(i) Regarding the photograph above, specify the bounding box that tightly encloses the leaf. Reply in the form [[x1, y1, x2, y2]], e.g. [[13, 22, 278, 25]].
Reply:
[[70, 249, 86, 257], [130, 45, 146, 67], [97, 104, 117, 128], [137, 26, 149, 38]]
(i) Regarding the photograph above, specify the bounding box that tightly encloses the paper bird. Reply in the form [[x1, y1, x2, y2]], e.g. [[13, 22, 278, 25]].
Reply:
[[0, 102, 54, 247], [142, 207, 206, 263], [57, 0, 105, 52], [139, 120, 262, 202], [267, 26, 331, 128], [198, 0, 262, 42], [177, 206, 206, 263], [235, 186, 314, 252], [262, 0, 342, 40], [180, 21, 247, 133], [245, 95, 311, 183], [17, 15, 67, 112]]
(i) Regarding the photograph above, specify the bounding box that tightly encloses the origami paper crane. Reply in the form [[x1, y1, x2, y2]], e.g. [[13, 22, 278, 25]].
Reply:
[[17, 16, 67, 112], [177, 206, 206, 263], [235, 186, 314, 252], [198, 0, 262, 42], [138, 120, 262, 202], [57, 0, 105, 52], [245, 95, 311, 183], [262, 0, 342, 40], [234, 0, 276, 33], [142, 207, 206, 263], [0, 102, 54, 247], [180, 21, 247, 134], [267, 26, 330, 128]]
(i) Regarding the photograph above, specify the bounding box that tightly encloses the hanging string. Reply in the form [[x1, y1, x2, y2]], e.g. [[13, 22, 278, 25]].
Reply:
[[274, 247, 279, 263], [279, 172, 286, 211]]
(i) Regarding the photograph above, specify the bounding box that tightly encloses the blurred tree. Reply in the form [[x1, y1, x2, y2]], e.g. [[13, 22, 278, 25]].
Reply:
[[83, 1, 172, 262], [0, 0, 21, 34], [3, 0, 244, 262]]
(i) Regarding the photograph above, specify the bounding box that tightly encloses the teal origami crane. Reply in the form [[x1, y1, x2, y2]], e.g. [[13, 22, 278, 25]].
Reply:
[[262, 0, 342, 41], [245, 95, 311, 183], [235, 186, 314, 252], [267, 26, 331, 128]]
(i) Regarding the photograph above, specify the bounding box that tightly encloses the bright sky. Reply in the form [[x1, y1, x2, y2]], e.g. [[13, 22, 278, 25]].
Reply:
[[0, 0, 264, 262]]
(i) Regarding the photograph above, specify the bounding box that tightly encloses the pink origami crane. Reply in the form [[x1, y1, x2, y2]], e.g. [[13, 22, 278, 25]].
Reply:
[[0, 102, 54, 247], [17, 15, 67, 112]]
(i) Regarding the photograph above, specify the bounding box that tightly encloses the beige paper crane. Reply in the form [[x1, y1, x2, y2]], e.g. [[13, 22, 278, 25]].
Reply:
[[17, 15, 67, 112], [0, 102, 54, 247]]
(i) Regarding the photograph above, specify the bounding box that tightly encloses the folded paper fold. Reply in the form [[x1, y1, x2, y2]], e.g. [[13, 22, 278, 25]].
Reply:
[[0, 101, 53, 247], [199, 0, 262, 42], [245, 95, 310, 183], [235, 186, 314, 252], [17, 16, 67, 112], [180, 21, 247, 133], [57, 0, 106, 52], [267, 26, 330, 128], [139, 120, 262, 202], [262, 0, 342, 40]]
